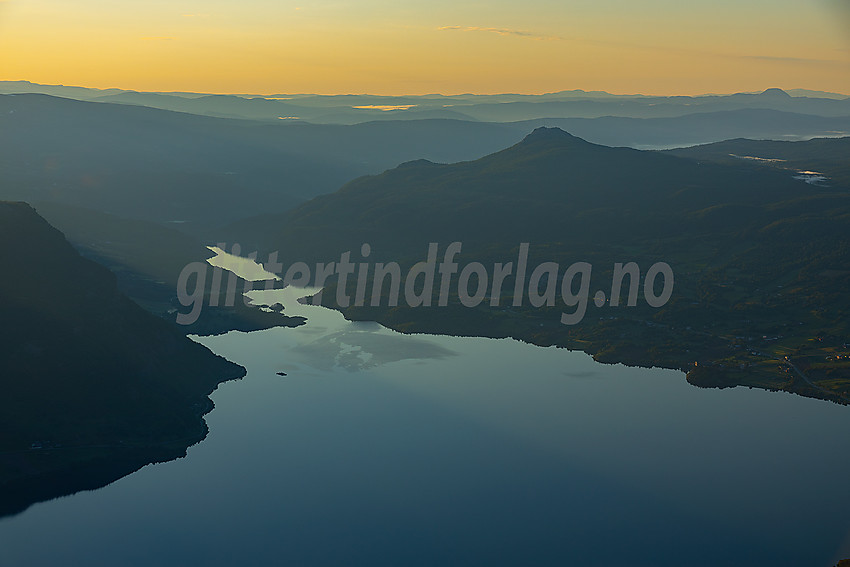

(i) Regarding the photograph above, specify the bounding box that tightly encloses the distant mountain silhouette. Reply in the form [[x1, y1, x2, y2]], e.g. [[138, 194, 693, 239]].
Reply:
[[0, 94, 363, 234], [0, 94, 524, 233], [760, 87, 792, 98], [3, 81, 848, 124], [434, 92, 850, 122], [514, 109, 850, 149], [2, 93, 845, 242]]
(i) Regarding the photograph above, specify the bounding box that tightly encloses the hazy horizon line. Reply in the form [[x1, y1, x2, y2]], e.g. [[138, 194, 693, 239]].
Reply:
[[3, 79, 848, 99]]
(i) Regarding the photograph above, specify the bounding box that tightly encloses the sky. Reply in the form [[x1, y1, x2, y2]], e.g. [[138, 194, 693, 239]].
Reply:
[[0, 0, 848, 95]]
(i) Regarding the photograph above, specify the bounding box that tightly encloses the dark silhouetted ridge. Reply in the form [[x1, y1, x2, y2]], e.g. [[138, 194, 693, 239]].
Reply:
[[0, 201, 245, 517], [230, 125, 828, 264]]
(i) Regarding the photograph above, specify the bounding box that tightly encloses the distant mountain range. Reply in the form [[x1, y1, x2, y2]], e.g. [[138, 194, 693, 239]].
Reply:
[[516, 109, 850, 149], [0, 94, 363, 234], [2, 90, 848, 238], [1, 81, 848, 124], [0, 94, 523, 233]]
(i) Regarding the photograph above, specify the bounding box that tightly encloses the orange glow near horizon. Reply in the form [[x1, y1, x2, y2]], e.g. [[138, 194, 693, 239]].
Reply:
[[0, 0, 848, 96]]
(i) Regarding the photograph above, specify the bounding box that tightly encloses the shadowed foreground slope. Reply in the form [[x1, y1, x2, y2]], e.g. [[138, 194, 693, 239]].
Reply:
[[0, 202, 246, 517]]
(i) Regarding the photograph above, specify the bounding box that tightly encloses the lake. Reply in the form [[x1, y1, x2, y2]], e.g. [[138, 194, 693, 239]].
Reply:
[[1, 271, 849, 565]]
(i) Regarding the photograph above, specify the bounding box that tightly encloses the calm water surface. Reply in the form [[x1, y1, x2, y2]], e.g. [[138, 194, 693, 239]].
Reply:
[[1, 280, 849, 566]]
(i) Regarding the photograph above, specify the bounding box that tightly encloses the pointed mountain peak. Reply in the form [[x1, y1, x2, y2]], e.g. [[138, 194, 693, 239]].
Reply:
[[520, 127, 589, 145]]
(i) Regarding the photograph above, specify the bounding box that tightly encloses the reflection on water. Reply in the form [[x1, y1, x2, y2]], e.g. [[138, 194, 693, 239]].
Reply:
[[247, 288, 457, 372], [793, 171, 830, 186], [293, 328, 457, 371], [1, 287, 850, 566]]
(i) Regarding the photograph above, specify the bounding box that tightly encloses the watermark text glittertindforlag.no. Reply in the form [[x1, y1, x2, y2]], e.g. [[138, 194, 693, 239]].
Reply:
[[176, 242, 674, 326]]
